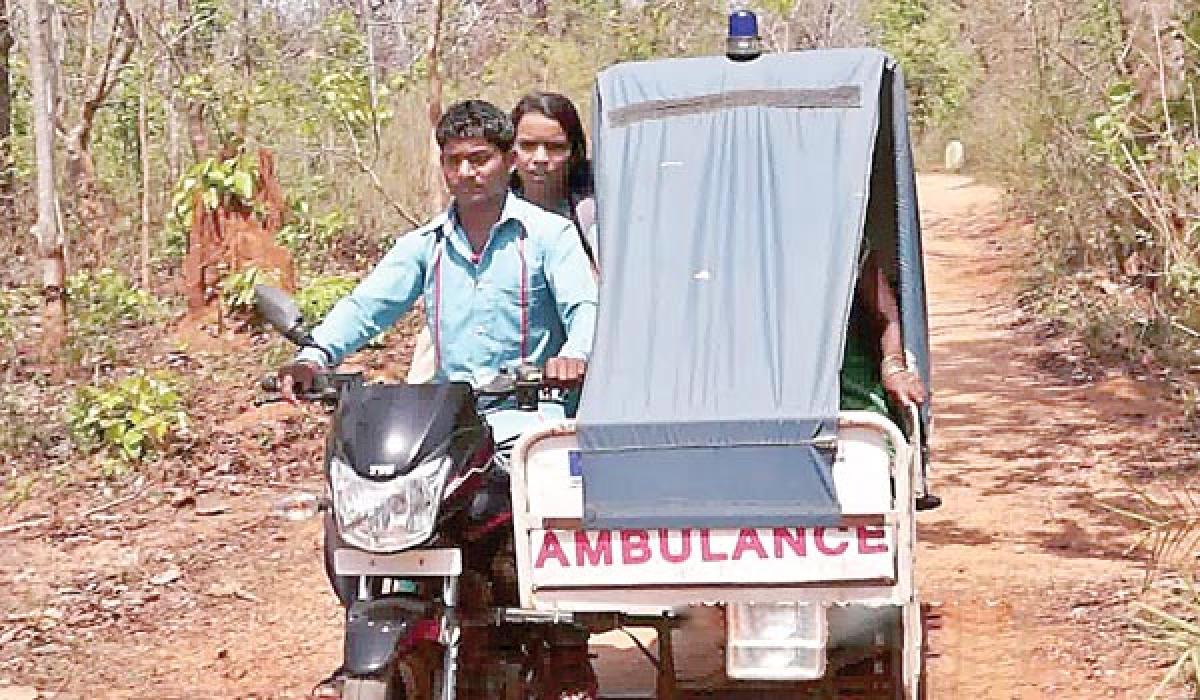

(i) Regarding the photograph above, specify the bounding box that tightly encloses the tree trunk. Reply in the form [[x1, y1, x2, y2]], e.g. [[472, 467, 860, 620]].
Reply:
[[426, 0, 447, 213], [179, 0, 214, 161], [161, 0, 180, 187], [359, 0, 381, 157], [231, 0, 251, 147], [64, 0, 136, 262], [138, 28, 152, 289], [24, 0, 66, 363], [0, 0, 15, 231], [64, 131, 110, 259], [187, 101, 210, 159]]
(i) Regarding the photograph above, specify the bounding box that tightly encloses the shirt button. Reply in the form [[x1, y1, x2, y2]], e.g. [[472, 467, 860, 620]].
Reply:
[[475, 325, 486, 335]]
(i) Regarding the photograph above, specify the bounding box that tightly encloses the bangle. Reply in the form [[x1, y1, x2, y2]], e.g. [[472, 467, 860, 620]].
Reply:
[[881, 354, 908, 378]]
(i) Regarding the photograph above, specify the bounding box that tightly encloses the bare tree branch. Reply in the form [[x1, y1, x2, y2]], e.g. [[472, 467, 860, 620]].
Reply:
[[338, 115, 420, 227]]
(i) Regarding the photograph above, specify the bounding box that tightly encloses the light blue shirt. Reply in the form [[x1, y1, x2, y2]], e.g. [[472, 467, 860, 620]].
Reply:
[[298, 192, 598, 386]]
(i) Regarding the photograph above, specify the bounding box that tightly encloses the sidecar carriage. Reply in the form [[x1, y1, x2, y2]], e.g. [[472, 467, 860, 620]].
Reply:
[[509, 45, 933, 698]]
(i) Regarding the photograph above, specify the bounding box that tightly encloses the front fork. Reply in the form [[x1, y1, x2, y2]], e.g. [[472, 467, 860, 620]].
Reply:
[[439, 574, 461, 700], [341, 573, 462, 698]]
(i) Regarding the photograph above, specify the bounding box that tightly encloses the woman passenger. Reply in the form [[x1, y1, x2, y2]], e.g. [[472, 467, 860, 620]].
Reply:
[[510, 91, 597, 271]]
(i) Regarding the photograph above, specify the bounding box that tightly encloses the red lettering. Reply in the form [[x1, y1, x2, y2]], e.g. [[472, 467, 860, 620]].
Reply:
[[773, 528, 807, 557], [621, 530, 652, 564], [732, 528, 768, 560], [535, 531, 570, 568], [700, 529, 728, 562], [658, 528, 692, 563], [814, 527, 849, 556], [575, 531, 613, 566], [857, 526, 889, 554]]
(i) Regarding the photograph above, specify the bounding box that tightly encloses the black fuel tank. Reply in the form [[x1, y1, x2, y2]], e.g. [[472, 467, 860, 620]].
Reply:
[[329, 382, 487, 479]]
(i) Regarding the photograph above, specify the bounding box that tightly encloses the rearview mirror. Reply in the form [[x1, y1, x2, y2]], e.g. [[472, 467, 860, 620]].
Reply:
[[254, 285, 303, 335]]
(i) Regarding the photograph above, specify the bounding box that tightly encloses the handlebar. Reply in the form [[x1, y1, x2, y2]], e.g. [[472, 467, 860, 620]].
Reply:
[[256, 364, 577, 410], [255, 371, 357, 405], [476, 364, 552, 410]]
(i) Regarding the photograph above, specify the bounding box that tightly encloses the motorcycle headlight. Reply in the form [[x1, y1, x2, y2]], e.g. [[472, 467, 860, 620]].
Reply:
[[330, 454, 453, 552]]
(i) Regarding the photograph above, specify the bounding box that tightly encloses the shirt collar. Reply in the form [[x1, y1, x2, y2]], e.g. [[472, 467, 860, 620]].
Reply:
[[443, 191, 527, 259], [446, 190, 524, 232]]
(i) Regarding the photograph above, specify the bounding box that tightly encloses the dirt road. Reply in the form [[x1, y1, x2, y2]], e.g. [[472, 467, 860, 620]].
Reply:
[[912, 175, 1168, 698], [0, 174, 1180, 698]]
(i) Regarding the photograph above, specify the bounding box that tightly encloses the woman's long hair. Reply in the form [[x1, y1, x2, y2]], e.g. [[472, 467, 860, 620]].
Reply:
[[510, 91, 593, 199]]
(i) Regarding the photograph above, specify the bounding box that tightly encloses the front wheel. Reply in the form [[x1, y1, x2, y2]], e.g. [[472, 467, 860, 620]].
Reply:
[[394, 642, 445, 700], [342, 678, 394, 700]]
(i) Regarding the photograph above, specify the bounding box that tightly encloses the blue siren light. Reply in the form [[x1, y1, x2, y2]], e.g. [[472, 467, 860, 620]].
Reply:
[[726, 10, 763, 61], [728, 10, 758, 38]]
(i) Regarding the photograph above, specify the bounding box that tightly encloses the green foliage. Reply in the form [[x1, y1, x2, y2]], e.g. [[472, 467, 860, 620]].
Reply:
[[294, 275, 356, 323], [870, 0, 976, 132], [290, 274, 392, 347], [1, 473, 35, 506], [758, 0, 796, 18], [1078, 0, 1124, 50], [164, 154, 261, 259], [1087, 81, 1139, 167], [65, 269, 161, 366], [312, 67, 390, 136], [1079, 69, 1200, 327], [261, 336, 298, 372], [1104, 488, 1200, 696], [305, 10, 391, 138], [0, 394, 37, 457], [276, 198, 349, 261], [968, 2, 1200, 385], [101, 66, 146, 164], [67, 371, 189, 463], [93, 64, 167, 212], [189, 0, 225, 46], [6, 53, 34, 183], [475, 2, 721, 109], [0, 287, 37, 346], [67, 268, 160, 332], [221, 266, 280, 315], [0, 296, 14, 345], [1016, 5, 1200, 677]]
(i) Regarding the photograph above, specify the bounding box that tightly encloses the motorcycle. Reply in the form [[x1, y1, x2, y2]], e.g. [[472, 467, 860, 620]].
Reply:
[[255, 14, 935, 698], [255, 285, 599, 700]]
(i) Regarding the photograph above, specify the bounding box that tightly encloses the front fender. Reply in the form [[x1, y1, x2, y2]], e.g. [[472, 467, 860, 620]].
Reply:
[[343, 597, 431, 675]]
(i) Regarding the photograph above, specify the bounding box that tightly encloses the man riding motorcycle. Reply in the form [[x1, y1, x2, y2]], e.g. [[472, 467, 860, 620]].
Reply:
[[277, 99, 599, 699], [279, 98, 596, 395]]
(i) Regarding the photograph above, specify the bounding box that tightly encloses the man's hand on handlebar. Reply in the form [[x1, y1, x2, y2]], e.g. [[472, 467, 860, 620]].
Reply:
[[278, 360, 326, 403], [543, 356, 586, 388]]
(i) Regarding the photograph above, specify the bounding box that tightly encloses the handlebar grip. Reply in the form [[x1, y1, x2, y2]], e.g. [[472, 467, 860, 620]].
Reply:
[[261, 374, 281, 392]]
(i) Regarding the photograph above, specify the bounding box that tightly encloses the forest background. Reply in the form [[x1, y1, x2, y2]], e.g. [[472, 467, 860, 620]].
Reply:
[[2, 0, 1200, 691]]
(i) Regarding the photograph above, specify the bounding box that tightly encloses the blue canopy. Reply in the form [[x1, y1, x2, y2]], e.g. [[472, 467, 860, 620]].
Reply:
[[575, 48, 931, 529]]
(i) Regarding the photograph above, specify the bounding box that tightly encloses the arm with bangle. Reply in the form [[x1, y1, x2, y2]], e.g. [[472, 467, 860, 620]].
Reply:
[[859, 251, 926, 406]]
